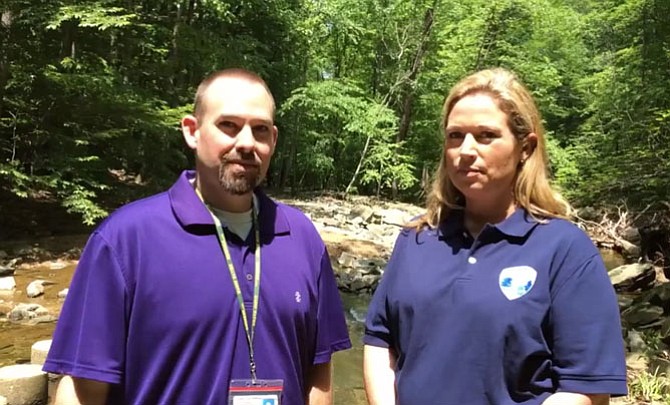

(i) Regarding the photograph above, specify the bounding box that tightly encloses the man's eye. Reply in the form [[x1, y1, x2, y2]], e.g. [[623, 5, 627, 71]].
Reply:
[[219, 121, 237, 130], [480, 131, 497, 138], [447, 131, 464, 139], [253, 125, 269, 133]]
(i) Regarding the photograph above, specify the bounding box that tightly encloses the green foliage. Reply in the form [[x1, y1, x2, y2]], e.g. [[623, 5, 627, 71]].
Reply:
[[279, 79, 402, 192], [1, 0, 669, 225], [360, 140, 417, 195], [628, 368, 670, 404], [0, 0, 308, 224], [46, 2, 137, 31]]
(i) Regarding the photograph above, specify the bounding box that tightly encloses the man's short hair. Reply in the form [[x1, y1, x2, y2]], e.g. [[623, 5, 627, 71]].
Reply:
[[193, 68, 276, 119]]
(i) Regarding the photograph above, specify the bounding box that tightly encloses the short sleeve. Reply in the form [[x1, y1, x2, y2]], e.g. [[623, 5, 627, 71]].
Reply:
[[364, 233, 405, 348], [43, 231, 129, 384], [313, 248, 352, 364], [550, 254, 628, 395]]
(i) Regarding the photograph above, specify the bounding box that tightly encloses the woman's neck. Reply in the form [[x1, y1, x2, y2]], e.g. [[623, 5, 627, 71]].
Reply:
[[463, 200, 517, 237]]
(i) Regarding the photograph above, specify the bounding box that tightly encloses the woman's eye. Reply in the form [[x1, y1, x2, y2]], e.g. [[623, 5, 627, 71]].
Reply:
[[476, 131, 497, 142]]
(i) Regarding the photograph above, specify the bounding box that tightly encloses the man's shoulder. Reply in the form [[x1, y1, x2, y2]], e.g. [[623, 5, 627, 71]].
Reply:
[[260, 193, 318, 230], [96, 190, 171, 234]]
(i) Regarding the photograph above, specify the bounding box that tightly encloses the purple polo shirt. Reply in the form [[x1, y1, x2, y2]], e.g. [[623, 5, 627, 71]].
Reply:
[[44, 170, 351, 404], [365, 208, 627, 404]]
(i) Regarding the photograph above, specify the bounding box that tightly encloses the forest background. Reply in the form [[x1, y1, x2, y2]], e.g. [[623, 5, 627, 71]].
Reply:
[[0, 0, 669, 228]]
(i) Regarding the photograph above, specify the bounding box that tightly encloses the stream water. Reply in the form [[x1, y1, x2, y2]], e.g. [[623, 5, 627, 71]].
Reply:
[[0, 247, 626, 405]]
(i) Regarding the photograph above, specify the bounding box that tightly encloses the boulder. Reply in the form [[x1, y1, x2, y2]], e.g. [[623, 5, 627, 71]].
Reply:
[[621, 302, 663, 327], [337, 252, 358, 269], [618, 239, 641, 258], [609, 263, 655, 292], [0, 364, 47, 405], [8, 304, 48, 322], [627, 329, 647, 353], [30, 340, 52, 366], [0, 277, 15, 291], [348, 205, 374, 223], [26, 281, 47, 298], [375, 208, 410, 227], [48, 261, 67, 270], [622, 227, 642, 244]]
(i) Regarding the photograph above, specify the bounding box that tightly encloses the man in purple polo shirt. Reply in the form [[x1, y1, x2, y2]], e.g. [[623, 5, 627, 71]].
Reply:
[[43, 68, 351, 405]]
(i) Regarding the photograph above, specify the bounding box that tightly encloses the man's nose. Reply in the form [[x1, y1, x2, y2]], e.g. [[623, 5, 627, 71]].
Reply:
[[236, 124, 255, 151]]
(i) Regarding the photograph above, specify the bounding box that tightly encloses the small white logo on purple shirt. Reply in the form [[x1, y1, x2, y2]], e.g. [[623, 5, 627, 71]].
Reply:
[[295, 291, 301, 303], [499, 266, 537, 300]]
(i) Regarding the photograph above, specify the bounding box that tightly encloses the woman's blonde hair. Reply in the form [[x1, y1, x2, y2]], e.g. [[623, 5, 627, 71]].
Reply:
[[412, 67, 571, 230]]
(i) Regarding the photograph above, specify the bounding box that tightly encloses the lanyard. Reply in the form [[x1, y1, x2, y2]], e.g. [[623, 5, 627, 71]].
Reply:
[[196, 188, 262, 381]]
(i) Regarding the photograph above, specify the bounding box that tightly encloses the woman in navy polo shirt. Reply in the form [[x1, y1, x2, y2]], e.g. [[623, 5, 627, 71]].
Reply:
[[363, 68, 627, 405]]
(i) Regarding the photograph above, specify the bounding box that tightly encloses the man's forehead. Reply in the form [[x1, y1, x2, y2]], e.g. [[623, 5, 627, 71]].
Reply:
[[205, 77, 270, 99], [200, 77, 274, 117]]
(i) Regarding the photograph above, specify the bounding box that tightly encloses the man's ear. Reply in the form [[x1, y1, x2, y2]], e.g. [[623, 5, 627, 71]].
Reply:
[[181, 115, 199, 150], [272, 125, 278, 148], [522, 133, 538, 162]]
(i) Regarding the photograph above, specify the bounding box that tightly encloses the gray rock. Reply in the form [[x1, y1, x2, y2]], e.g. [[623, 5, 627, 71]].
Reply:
[[0, 277, 16, 291], [9, 303, 49, 322], [322, 218, 340, 227], [577, 206, 600, 221], [26, 315, 58, 325], [349, 206, 374, 223], [621, 302, 663, 327], [618, 239, 641, 258], [8, 308, 31, 321], [355, 259, 384, 276], [609, 263, 655, 292], [337, 252, 358, 268], [0, 258, 16, 277], [49, 261, 67, 270], [376, 208, 410, 227], [635, 283, 670, 308], [622, 227, 642, 244], [0, 364, 48, 405], [26, 280, 47, 298], [627, 329, 647, 353], [57, 288, 68, 299]]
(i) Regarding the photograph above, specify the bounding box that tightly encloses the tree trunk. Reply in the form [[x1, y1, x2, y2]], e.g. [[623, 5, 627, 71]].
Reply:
[[396, 2, 437, 144], [473, 5, 499, 71], [0, 10, 13, 118], [392, 1, 438, 198]]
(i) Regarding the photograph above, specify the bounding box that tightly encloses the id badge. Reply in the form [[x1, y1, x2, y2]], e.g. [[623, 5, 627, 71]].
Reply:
[[228, 379, 284, 405]]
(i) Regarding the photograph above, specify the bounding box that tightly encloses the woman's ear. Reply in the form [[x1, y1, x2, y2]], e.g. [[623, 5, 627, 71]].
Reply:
[[521, 133, 538, 162]]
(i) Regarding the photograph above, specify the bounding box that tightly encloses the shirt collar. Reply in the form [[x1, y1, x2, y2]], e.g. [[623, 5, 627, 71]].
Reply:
[[168, 170, 290, 236], [438, 207, 538, 239]]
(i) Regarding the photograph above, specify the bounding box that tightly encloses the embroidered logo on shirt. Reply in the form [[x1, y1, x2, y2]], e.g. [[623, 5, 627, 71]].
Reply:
[[294, 291, 301, 303], [498, 266, 537, 300]]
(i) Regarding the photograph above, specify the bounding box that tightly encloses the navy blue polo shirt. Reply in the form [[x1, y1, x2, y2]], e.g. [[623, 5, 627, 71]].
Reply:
[[44, 170, 351, 404], [365, 208, 627, 404]]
